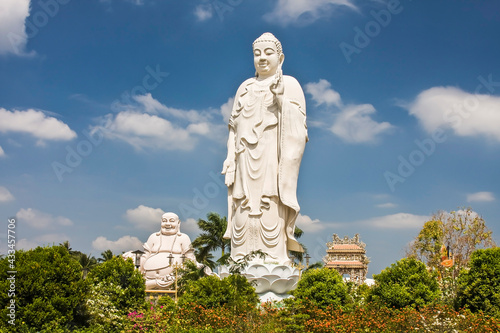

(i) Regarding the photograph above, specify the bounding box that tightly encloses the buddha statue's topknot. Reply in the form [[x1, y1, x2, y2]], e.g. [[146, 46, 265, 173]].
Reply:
[[253, 32, 283, 55]]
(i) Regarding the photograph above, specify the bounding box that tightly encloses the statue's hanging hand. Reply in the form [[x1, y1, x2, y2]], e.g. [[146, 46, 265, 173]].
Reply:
[[270, 64, 284, 107], [222, 158, 235, 186]]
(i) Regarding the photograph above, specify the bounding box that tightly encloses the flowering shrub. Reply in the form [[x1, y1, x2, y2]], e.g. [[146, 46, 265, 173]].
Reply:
[[123, 301, 500, 332], [84, 282, 125, 330]]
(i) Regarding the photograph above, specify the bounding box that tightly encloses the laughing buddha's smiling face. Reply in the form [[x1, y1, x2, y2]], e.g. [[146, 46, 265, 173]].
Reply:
[[161, 213, 180, 235], [253, 41, 283, 79]]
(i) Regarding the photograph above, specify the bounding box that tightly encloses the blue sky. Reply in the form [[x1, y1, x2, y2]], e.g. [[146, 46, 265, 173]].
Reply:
[[1, 0, 499, 276]]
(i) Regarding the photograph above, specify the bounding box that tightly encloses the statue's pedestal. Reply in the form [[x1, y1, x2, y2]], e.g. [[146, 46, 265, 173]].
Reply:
[[220, 263, 299, 302]]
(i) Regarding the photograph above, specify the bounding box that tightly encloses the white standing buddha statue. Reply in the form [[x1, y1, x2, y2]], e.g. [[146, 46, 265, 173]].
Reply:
[[222, 32, 308, 267]]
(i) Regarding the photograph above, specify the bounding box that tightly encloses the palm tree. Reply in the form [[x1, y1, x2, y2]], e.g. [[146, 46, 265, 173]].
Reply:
[[59, 240, 75, 255], [192, 212, 231, 270], [98, 249, 114, 263], [194, 248, 217, 270], [304, 261, 324, 272], [77, 253, 98, 279], [290, 226, 308, 264]]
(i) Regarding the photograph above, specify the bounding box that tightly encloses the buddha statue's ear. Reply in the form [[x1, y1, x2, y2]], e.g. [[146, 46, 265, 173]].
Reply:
[[279, 53, 285, 65]]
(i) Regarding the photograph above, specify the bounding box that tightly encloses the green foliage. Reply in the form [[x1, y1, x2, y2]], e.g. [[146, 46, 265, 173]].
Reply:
[[456, 247, 500, 318], [369, 257, 441, 309], [157, 294, 176, 312], [177, 259, 209, 294], [178, 274, 258, 311], [225, 249, 267, 274], [192, 212, 230, 270], [407, 208, 495, 275], [83, 282, 126, 331], [290, 267, 349, 310], [409, 219, 444, 269], [0, 245, 88, 331], [98, 249, 114, 263], [346, 281, 371, 307], [86, 257, 146, 316], [290, 226, 307, 264]]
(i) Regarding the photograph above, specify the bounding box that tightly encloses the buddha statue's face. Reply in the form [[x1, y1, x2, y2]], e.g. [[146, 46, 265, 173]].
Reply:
[[253, 41, 283, 79], [161, 213, 180, 235]]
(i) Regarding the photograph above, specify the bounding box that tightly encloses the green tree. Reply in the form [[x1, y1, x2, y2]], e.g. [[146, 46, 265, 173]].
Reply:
[[98, 249, 114, 263], [290, 267, 349, 310], [192, 212, 231, 269], [76, 253, 98, 279], [290, 226, 307, 264], [0, 245, 88, 331], [407, 208, 495, 275], [177, 259, 208, 294], [178, 274, 258, 311], [86, 257, 146, 316], [369, 257, 441, 309], [456, 248, 500, 318]]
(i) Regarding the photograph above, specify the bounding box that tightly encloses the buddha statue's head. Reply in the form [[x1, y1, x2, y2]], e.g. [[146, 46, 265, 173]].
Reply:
[[252, 32, 284, 79], [160, 212, 180, 235]]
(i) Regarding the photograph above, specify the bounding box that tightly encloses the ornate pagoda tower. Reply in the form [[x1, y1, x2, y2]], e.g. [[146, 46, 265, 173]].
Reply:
[[324, 234, 369, 284]]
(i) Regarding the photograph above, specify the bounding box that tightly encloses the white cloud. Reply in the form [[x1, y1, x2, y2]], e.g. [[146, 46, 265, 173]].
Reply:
[[0, 186, 14, 202], [194, 4, 213, 21], [331, 104, 393, 143], [134, 93, 208, 123], [181, 218, 200, 234], [17, 238, 39, 250], [0, 108, 77, 143], [264, 0, 357, 26], [220, 97, 234, 124], [296, 213, 324, 232], [305, 79, 342, 107], [124, 207, 198, 235], [16, 208, 73, 229], [92, 235, 143, 253], [467, 191, 495, 203], [376, 202, 397, 208], [305, 79, 393, 143], [0, 0, 31, 56], [125, 205, 164, 230], [94, 94, 221, 151], [0, 145, 5, 157], [359, 213, 429, 229], [407, 86, 500, 142], [17, 233, 70, 251]]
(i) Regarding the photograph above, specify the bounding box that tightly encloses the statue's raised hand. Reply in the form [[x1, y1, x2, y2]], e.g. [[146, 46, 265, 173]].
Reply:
[[222, 158, 235, 186], [270, 66, 284, 106]]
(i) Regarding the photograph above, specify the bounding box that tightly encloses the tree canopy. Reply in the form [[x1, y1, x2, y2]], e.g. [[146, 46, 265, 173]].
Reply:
[[369, 257, 441, 309], [456, 248, 500, 318], [406, 208, 495, 275]]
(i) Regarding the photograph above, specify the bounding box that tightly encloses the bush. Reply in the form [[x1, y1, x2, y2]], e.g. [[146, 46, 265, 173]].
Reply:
[[456, 247, 500, 318], [368, 257, 441, 309], [0, 245, 88, 331], [86, 256, 146, 316], [289, 267, 349, 310], [178, 274, 258, 312]]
